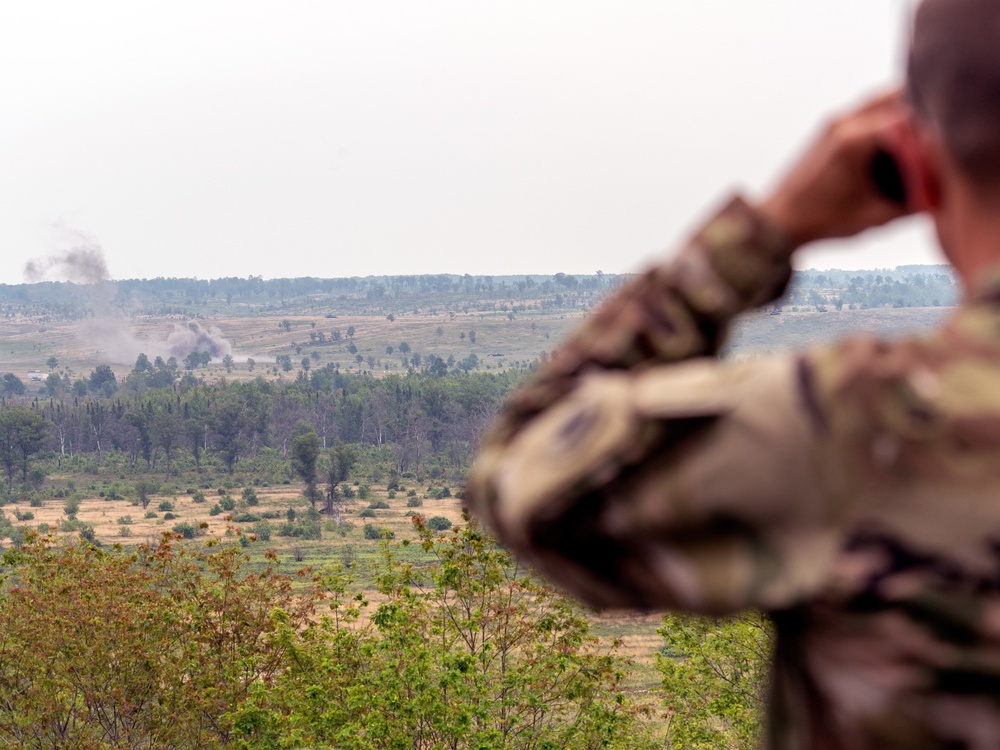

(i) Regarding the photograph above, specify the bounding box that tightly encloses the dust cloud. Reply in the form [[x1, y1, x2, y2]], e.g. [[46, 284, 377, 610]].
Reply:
[[24, 241, 232, 365]]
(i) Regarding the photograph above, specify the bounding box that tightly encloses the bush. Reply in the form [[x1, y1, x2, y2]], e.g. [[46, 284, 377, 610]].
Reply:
[[117, 516, 133, 525], [158, 501, 174, 512], [163, 513, 177, 520], [242, 487, 259, 506], [209, 504, 222, 516], [119, 526, 132, 537], [220, 495, 236, 512], [406, 497, 423, 508], [363, 523, 394, 540], [233, 512, 260, 523], [260, 510, 283, 519], [63, 498, 80, 517], [358, 484, 371, 500], [145, 511, 158, 519], [173, 522, 201, 539], [29, 497, 43, 508], [407, 489, 417, 497], [191, 490, 206, 504], [14, 510, 34, 522], [341, 486, 355, 499], [358, 508, 376, 518], [253, 520, 272, 542], [368, 500, 390, 510], [426, 516, 453, 532]]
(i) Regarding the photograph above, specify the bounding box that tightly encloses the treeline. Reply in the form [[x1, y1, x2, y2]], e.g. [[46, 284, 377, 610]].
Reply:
[[1, 266, 958, 322], [0, 272, 627, 320], [783, 267, 958, 311], [0, 364, 523, 497]]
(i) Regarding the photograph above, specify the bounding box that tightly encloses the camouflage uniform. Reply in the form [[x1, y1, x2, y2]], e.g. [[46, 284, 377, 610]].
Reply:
[[467, 196, 1000, 749]]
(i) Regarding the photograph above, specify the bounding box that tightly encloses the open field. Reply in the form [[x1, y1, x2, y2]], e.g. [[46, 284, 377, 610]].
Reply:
[[0, 307, 586, 386], [0, 302, 956, 389]]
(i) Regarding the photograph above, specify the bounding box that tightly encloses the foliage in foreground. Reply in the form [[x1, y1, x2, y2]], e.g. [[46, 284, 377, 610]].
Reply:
[[0, 521, 657, 750], [657, 612, 771, 750]]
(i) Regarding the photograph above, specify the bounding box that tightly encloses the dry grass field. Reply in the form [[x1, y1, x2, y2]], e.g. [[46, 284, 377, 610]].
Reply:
[[0, 307, 586, 387]]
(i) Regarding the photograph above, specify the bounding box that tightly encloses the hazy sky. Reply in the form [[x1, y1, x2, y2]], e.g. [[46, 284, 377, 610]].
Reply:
[[0, 1, 941, 285]]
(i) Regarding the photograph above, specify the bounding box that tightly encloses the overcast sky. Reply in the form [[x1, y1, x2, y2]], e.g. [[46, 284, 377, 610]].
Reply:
[[0, 1, 941, 285]]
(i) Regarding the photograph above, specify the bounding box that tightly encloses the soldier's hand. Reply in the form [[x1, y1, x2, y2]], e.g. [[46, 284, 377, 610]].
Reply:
[[758, 91, 916, 250]]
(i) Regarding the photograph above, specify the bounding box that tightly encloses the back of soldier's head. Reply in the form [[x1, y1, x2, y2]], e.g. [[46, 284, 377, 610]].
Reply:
[[910, 0, 1000, 185]]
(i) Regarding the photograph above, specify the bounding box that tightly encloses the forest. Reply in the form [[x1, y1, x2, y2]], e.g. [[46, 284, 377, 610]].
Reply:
[[0, 265, 954, 749]]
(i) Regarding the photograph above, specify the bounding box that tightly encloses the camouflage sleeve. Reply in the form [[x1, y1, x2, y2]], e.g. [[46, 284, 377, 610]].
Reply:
[[466, 196, 849, 613]]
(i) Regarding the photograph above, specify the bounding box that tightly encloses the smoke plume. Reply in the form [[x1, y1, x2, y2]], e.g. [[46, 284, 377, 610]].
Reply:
[[168, 321, 232, 360], [25, 241, 233, 365], [24, 245, 109, 286]]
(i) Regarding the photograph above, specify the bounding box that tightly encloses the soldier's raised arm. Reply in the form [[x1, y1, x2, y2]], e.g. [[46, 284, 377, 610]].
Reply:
[[466, 93, 912, 613]]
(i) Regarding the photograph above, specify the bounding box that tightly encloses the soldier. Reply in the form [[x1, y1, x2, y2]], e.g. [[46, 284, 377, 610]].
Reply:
[[466, 0, 1000, 747]]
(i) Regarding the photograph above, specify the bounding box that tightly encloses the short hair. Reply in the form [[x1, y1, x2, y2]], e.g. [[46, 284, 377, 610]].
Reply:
[[909, 0, 1000, 184]]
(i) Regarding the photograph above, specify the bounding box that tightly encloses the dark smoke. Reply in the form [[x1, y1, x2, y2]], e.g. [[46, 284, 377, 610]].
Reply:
[[168, 321, 232, 360], [24, 245, 109, 286], [25, 242, 233, 365]]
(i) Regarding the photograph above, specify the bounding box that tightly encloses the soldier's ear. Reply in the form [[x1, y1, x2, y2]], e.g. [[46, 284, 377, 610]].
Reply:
[[893, 117, 941, 213], [908, 124, 943, 212]]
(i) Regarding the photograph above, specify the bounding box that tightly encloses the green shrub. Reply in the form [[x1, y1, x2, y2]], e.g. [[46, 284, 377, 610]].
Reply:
[[163, 513, 177, 520], [209, 504, 222, 516], [173, 522, 201, 539], [253, 520, 272, 541], [220, 495, 236, 512], [29, 497, 42, 508], [158, 501, 174, 512], [233, 512, 260, 523], [358, 484, 371, 500], [368, 500, 390, 510], [63, 498, 80, 517], [363, 523, 394, 540], [406, 497, 423, 508], [242, 487, 259, 506], [359, 508, 376, 518], [117, 516, 133, 525], [191, 490, 206, 504], [145, 511, 158, 519], [427, 516, 453, 531]]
